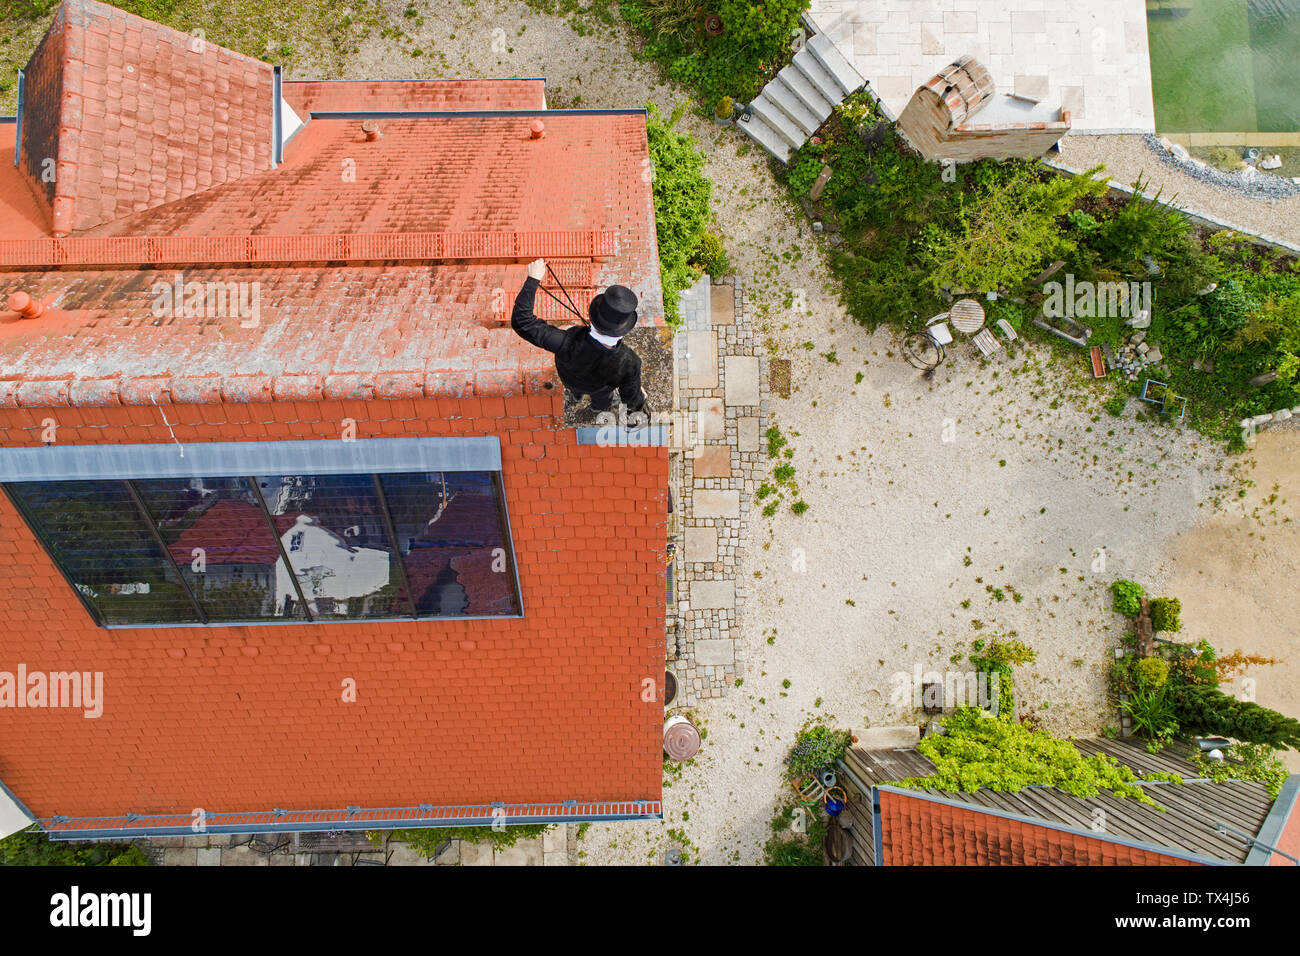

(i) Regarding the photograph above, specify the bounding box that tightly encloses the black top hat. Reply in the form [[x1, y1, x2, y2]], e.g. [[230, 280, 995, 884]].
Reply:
[[588, 285, 639, 337]]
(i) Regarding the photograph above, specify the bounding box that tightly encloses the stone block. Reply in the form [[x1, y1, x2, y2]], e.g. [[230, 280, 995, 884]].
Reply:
[[685, 526, 718, 563], [692, 444, 731, 478], [387, 842, 438, 866], [692, 488, 739, 518], [220, 845, 269, 866], [709, 285, 735, 325], [459, 840, 493, 866], [684, 331, 717, 389], [724, 355, 760, 406], [737, 417, 760, 452], [162, 847, 197, 866], [494, 839, 543, 866], [690, 580, 735, 610], [196, 847, 222, 866], [694, 639, 734, 666], [856, 725, 921, 748], [542, 827, 566, 854], [698, 398, 725, 440]]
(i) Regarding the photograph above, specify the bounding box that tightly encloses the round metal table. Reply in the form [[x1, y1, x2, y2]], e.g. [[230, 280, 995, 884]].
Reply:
[[950, 298, 986, 335]]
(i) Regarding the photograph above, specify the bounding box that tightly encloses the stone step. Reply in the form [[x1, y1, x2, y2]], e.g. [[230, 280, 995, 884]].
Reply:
[[854, 725, 921, 749], [747, 92, 808, 150], [736, 111, 793, 162], [765, 75, 823, 137], [808, 31, 865, 98], [776, 64, 835, 126], [793, 47, 846, 107]]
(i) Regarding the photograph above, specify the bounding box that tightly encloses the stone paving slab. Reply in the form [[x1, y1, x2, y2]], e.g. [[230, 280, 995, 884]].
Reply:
[[807, 0, 1155, 132]]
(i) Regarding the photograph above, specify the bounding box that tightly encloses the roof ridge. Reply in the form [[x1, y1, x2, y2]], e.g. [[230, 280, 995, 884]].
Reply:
[[0, 229, 618, 268]]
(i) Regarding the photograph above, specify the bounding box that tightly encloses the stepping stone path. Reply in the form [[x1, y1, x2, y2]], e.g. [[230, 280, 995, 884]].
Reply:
[[670, 275, 769, 703]]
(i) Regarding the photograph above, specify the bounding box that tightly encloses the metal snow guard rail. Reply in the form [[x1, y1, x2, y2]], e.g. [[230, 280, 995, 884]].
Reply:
[[41, 799, 662, 840], [0, 229, 617, 268]]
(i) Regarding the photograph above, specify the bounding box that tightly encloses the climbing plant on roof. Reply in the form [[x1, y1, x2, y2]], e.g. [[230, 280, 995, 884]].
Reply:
[[893, 707, 1180, 808]]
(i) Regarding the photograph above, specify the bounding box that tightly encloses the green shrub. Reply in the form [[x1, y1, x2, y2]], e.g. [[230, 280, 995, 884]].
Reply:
[[762, 801, 826, 865], [1121, 685, 1178, 746], [1169, 684, 1300, 750], [1191, 743, 1288, 798], [0, 827, 149, 866], [1149, 597, 1183, 633], [376, 824, 553, 857], [969, 637, 1036, 717], [783, 719, 852, 781], [1088, 176, 1191, 272], [921, 164, 1108, 294], [1133, 656, 1169, 690], [1111, 579, 1145, 618], [1104, 394, 1128, 417], [644, 101, 712, 325], [621, 0, 809, 105], [690, 232, 730, 278]]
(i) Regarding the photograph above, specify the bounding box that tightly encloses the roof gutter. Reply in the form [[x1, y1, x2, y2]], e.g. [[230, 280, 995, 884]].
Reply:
[[40, 799, 664, 841]]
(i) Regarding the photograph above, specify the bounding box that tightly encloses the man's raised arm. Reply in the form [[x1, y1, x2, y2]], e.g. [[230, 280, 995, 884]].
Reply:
[[510, 258, 565, 353]]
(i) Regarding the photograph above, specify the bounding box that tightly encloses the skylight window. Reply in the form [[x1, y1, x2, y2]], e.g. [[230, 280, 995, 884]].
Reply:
[[0, 438, 521, 627]]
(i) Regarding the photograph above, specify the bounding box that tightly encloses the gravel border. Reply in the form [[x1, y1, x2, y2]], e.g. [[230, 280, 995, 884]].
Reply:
[[1139, 134, 1300, 201]]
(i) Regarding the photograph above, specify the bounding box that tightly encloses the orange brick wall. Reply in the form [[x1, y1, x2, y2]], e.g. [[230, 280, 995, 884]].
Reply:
[[0, 393, 668, 820]]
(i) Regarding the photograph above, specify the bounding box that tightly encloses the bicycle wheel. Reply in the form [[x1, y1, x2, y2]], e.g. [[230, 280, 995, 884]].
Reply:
[[904, 332, 943, 371]]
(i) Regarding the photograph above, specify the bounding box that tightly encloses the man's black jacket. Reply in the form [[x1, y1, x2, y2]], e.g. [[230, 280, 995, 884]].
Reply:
[[510, 276, 645, 410]]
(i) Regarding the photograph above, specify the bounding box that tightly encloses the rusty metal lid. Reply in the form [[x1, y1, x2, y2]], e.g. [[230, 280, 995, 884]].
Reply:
[[663, 715, 700, 761]]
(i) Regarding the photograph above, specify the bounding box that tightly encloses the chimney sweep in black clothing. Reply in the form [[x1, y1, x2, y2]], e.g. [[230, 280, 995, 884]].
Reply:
[[510, 258, 648, 413]]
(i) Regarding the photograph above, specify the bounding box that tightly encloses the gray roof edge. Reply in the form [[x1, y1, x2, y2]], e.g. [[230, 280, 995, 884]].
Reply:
[[41, 800, 663, 841], [1246, 774, 1300, 866], [876, 784, 1230, 866]]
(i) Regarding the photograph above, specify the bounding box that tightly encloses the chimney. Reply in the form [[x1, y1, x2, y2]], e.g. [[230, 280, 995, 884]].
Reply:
[[361, 120, 382, 142], [7, 292, 46, 320], [529, 119, 545, 140]]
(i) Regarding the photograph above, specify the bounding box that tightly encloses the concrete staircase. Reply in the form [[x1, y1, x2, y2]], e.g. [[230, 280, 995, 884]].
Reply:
[[737, 31, 866, 163]]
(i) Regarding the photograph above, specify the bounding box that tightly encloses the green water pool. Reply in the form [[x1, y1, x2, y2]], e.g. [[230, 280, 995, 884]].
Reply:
[[1147, 0, 1300, 133]]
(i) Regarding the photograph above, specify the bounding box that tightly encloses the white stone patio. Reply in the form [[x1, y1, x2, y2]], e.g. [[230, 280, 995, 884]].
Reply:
[[806, 0, 1156, 133]]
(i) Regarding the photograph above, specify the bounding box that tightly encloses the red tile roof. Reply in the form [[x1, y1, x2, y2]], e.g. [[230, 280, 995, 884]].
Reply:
[[0, 3, 668, 832], [878, 789, 1206, 866], [0, 399, 669, 823], [18, 0, 275, 236], [2, 33, 661, 407], [280, 78, 546, 115]]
